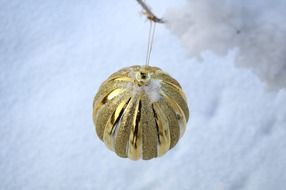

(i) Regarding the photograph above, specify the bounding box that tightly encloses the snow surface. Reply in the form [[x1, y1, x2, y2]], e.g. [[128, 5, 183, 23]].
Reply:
[[166, 0, 286, 90], [0, 0, 286, 190]]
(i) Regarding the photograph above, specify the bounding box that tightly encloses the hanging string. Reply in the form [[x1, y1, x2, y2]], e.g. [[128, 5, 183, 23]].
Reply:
[[145, 21, 157, 66], [145, 21, 153, 65], [138, 0, 162, 66]]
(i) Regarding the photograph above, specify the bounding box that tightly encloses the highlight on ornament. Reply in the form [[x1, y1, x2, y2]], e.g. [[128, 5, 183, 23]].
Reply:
[[93, 65, 189, 160]]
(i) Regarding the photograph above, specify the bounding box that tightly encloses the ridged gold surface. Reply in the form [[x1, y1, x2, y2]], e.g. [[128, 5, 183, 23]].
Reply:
[[93, 65, 189, 160]]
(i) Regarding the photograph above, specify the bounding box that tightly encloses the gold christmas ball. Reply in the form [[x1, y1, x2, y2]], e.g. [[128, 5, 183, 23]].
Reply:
[[92, 65, 189, 160]]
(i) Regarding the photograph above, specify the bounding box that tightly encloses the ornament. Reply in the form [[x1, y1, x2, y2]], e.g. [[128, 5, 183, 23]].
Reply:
[[93, 65, 189, 160], [92, 1, 189, 160]]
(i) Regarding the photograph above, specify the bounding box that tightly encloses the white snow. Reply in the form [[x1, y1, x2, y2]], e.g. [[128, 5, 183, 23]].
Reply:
[[126, 79, 161, 103], [166, 0, 286, 90], [143, 79, 162, 103], [0, 1, 286, 190]]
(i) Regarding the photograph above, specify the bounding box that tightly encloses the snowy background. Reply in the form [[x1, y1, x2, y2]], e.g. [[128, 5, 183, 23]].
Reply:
[[0, 0, 286, 190]]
